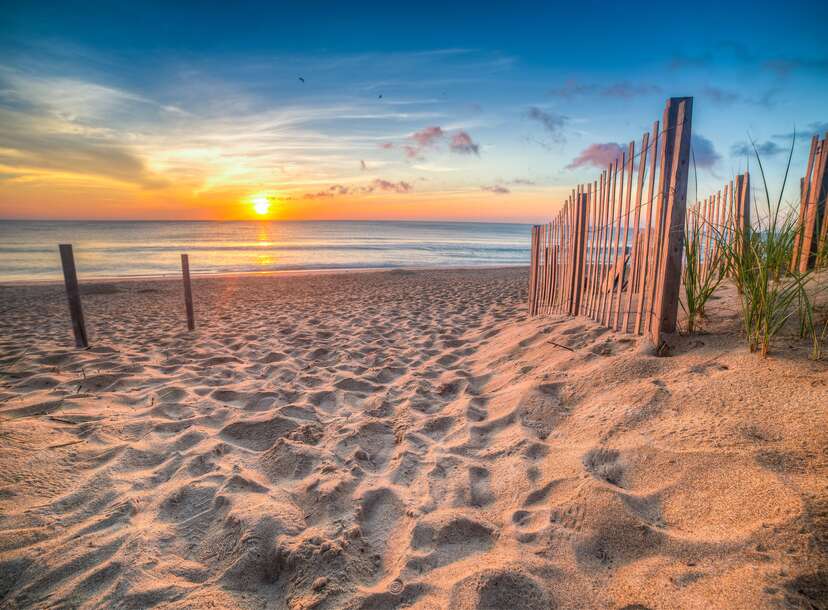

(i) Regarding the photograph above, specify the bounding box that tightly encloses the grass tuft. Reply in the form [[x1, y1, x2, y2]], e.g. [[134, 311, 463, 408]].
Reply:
[[714, 135, 818, 357]]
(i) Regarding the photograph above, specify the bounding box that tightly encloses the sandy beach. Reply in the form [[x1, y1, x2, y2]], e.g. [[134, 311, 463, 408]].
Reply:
[[0, 267, 826, 609]]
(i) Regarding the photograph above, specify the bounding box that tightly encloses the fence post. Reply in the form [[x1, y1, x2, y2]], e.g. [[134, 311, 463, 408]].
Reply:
[[181, 254, 195, 331], [790, 138, 818, 272], [569, 192, 589, 315], [649, 97, 693, 350], [527, 227, 535, 315], [736, 172, 751, 256], [798, 137, 827, 271], [818, 141, 828, 265], [58, 244, 89, 348]]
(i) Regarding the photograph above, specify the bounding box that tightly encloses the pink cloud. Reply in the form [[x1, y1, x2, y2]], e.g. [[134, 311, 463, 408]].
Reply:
[[449, 131, 479, 155], [372, 179, 412, 193], [384, 126, 482, 160], [412, 126, 445, 147], [482, 185, 510, 194], [303, 190, 335, 199], [302, 179, 412, 198], [403, 145, 423, 159], [566, 143, 624, 170]]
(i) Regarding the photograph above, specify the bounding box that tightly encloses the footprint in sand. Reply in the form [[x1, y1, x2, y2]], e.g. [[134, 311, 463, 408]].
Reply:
[[357, 487, 405, 577], [449, 567, 552, 610], [219, 415, 299, 451], [259, 438, 322, 481], [461, 465, 494, 508], [405, 511, 497, 574], [335, 421, 396, 470], [158, 484, 217, 523]]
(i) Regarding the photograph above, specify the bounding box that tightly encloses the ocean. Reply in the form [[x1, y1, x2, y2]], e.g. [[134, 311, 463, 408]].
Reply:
[[0, 220, 532, 282]]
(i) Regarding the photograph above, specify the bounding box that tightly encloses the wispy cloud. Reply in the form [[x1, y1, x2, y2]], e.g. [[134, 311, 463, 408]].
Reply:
[[0, 107, 169, 189], [702, 86, 740, 106], [691, 134, 721, 169], [730, 140, 785, 157], [372, 179, 413, 193], [526, 106, 567, 141], [481, 184, 510, 194], [301, 178, 413, 199], [669, 43, 828, 77], [0, 63, 454, 195], [702, 85, 779, 108], [772, 121, 828, 141], [809, 121, 828, 135], [763, 57, 828, 77], [548, 80, 661, 99]]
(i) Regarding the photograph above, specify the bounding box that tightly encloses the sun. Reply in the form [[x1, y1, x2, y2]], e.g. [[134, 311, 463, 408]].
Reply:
[[252, 196, 271, 216]]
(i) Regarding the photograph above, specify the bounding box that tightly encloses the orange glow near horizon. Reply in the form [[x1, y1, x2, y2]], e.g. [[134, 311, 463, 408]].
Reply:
[[0, 172, 568, 223]]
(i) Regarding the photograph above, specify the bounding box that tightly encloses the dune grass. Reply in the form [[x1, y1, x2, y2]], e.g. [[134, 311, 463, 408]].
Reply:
[[716, 138, 818, 357]]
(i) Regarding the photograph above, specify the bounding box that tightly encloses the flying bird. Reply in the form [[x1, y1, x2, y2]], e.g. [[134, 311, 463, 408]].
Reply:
[[298, 76, 305, 83], [378, 94, 383, 99]]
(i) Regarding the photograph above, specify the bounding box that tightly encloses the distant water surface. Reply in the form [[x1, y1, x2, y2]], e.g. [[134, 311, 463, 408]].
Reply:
[[0, 220, 531, 282]]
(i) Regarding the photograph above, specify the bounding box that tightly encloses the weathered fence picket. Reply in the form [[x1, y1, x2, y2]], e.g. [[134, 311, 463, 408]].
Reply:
[[792, 133, 828, 271], [649, 97, 693, 347]]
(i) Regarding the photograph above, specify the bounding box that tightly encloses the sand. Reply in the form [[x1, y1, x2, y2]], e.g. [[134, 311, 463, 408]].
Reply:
[[0, 267, 826, 609]]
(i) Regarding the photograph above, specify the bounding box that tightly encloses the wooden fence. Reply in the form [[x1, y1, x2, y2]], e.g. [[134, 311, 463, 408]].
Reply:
[[528, 97, 693, 350], [529, 110, 828, 346], [685, 173, 751, 273], [687, 132, 825, 279], [792, 133, 828, 272]]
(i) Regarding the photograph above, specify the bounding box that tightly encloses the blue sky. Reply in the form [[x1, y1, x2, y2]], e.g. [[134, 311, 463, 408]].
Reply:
[[1, 0, 826, 221]]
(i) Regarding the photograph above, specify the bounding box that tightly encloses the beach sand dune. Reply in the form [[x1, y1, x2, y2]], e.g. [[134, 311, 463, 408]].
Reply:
[[0, 268, 825, 609]]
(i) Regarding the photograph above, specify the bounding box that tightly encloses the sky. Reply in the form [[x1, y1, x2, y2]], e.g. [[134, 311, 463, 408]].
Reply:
[[1, 0, 826, 222]]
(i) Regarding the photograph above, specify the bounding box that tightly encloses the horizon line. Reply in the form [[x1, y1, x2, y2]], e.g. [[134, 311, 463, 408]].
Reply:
[[0, 217, 538, 225]]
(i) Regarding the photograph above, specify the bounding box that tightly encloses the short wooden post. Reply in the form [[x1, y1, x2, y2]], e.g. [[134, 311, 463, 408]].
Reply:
[[649, 97, 693, 350], [181, 254, 195, 331], [59, 244, 89, 348]]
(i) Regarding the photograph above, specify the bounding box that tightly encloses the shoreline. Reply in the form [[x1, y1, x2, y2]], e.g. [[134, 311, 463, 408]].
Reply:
[[0, 262, 529, 288]]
